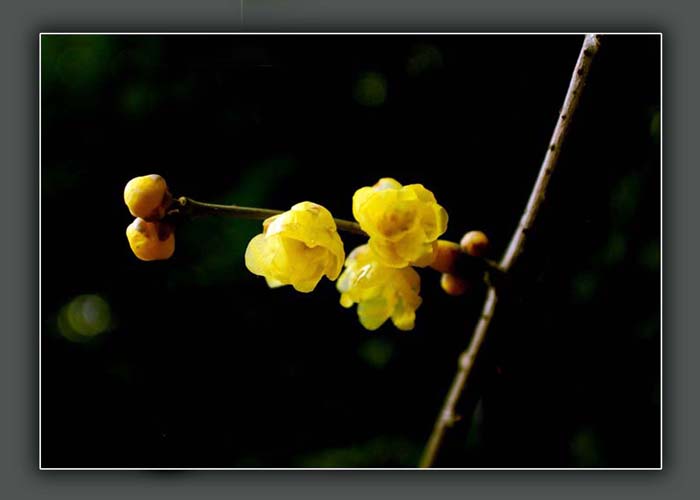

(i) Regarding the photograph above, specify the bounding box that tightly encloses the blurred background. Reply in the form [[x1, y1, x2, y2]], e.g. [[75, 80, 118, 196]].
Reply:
[[40, 34, 660, 468]]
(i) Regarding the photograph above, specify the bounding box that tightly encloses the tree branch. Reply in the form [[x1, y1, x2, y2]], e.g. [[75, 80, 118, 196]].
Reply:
[[419, 34, 601, 468], [172, 196, 368, 236], [172, 198, 504, 278]]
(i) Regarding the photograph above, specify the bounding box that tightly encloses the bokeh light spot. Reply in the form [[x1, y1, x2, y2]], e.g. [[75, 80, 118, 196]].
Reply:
[[44, 36, 115, 91], [358, 337, 394, 369], [121, 83, 156, 116], [406, 43, 444, 76], [639, 241, 661, 271], [611, 174, 641, 226], [570, 428, 603, 467], [603, 232, 627, 265], [353, 72, 387, 107], [57, 294, 112, 342], [572, 272, 598, 303], [650, 110, 660, 143]]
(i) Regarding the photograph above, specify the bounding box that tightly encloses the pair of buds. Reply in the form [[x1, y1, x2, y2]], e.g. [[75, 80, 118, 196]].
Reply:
[[124, 174, 175, 261], [431, 231, 490, 296]]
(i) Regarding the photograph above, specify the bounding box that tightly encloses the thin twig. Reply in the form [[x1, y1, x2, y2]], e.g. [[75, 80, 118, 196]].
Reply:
[[173, 196, 368, 236], [419, 34, 601, 468]]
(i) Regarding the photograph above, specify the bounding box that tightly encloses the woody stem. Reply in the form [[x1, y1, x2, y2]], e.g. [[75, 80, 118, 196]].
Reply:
[[172, 196, 368, 236], [419, 34, 602, 468]]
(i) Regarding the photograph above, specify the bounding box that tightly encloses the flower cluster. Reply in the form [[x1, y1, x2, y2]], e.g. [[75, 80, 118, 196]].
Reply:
[[243, 177, 446, 331], [336, 178, 448, 330], [123, 174, 452, 331]]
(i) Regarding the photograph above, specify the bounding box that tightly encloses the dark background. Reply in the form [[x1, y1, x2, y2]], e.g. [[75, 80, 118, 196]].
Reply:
[[40, 34, 660, 468]]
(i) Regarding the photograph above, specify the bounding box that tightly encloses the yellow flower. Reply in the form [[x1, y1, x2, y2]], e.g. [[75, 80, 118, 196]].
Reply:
[[352, 178, 448, 268], [126, 218, 175, 261], [337, 244, 422, 331], [124, 174, 172, 221], [245, 202, 345, 293]]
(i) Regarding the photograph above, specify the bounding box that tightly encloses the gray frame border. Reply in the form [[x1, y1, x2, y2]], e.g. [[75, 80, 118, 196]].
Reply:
[[3, 0, 695, 498]]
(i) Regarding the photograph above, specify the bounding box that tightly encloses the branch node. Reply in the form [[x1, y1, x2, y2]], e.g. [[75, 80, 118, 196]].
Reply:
[[444, 412, 462, 427], [459, 351, 474, 370]]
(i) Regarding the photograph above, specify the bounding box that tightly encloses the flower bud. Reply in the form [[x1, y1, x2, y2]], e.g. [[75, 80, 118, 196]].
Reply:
[[440, 273, 471, 296], [460, 230, 490, 257], [126, 218, 175, 261], [124, 174, 172, 221], [430, 240, 461, 274]]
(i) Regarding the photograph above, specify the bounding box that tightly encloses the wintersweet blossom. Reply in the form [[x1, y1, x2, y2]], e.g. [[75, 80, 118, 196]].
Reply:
[[352, 178, 448, 268], [245, 202, 345, 293], [337, 244, 422, 331]]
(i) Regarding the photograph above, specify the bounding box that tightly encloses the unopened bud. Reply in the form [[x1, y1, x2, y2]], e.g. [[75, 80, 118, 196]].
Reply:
[[460, 231, 490, 257]]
